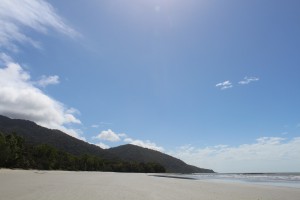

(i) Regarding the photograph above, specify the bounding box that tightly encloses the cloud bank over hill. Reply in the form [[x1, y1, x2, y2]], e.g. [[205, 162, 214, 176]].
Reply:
[[0, 0, 83, 140], [93, 129, 164, 152], [0, 62, 84, 140]]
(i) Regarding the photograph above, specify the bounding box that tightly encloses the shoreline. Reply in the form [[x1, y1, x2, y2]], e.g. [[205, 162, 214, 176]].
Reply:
[[1, 169, 300, 200]]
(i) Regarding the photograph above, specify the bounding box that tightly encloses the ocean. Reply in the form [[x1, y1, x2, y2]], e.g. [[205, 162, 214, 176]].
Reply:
[[189, 173, 300, 188]]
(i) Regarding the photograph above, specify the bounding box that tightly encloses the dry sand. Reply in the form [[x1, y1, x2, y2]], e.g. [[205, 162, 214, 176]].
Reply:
[[1, 169, 299, 200]]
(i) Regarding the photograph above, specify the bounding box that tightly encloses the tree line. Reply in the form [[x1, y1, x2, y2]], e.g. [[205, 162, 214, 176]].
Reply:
[[0, 133, 166, 173]]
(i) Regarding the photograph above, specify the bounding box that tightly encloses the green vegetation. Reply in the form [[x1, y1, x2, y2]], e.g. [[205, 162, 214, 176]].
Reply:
[[0, 132, 166, 173]]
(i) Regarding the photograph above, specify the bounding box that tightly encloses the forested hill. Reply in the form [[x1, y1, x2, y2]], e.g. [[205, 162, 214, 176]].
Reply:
[[0, 133, 166, 173], [0, 115, 114, 159], [0, 115, 214, 173], [108, 144, 214, 173]]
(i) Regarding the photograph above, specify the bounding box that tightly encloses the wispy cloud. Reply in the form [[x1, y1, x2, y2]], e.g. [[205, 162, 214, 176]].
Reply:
[[215, 80, 233, 90], [171, 137, 300, 173], [0, 53, 13, 64], [238, 76, 259, 85], [91, 122, 113, 128], [36, 75, 60, 87], [0, 0, 79, 52], [0, 62, 84, 140], [216, 76, 260, 90]]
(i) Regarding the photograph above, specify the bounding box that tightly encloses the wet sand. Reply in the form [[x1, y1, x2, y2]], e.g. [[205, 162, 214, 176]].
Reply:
[[1, 169, 299, 200]]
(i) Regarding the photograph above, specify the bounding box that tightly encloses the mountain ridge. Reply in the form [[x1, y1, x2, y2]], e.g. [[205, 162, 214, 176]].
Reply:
[[0, 115, 214, 173], [108, 144, 213, 173], [0, 115, 114, 159]]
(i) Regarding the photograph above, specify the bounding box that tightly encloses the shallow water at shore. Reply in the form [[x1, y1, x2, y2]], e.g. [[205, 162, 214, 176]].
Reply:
[[190, 173, 300, 188]]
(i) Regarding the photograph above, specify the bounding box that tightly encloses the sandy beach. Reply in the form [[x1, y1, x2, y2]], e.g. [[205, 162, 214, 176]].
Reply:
[[1, 169, 300, 200]]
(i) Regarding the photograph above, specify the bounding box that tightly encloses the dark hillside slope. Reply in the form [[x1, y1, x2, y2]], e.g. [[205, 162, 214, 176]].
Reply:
[[0, 115, 214, 173], [108, 144, 214, 173], [0, 115, 114, 159]]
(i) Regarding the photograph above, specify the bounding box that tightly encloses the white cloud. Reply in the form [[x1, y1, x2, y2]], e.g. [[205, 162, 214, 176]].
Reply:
[[215, 80, 233, 90], [92, 130, 163, 151], [92, 129, 164, 151], [95, 142, 110, 149], [216, 76, 259, 90], [36, 75, 60, 87], [0, 52, 12, 64], [238, 76, 259, 85], [0, 0, 79, 52], [91, 124, 99, 128], [94, 129, 121, 142], [171, 137, 300, 173], [124, 137, 164, 152], [0, 62, 84, 140]]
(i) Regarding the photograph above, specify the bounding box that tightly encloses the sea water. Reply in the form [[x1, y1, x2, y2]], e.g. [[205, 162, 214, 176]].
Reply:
[[189, 173, 300, 188]]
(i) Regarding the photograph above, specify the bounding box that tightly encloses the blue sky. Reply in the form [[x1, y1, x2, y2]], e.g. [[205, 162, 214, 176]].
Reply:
[[0, 0, 300, 172]]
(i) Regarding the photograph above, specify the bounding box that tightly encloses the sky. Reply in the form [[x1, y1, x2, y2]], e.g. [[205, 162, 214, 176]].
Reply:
[[0, 0, 300, 173]]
